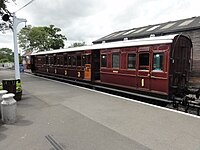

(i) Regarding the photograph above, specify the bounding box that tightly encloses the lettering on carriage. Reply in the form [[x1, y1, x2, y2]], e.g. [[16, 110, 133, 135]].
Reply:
[[65, 70, 67, 75], [141, 79, 145, 87], [113, 70, 118, 73], [78, 72, 81, 77]]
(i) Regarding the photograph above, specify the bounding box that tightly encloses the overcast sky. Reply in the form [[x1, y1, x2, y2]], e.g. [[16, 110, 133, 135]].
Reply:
[[0, 0, 200, 50]]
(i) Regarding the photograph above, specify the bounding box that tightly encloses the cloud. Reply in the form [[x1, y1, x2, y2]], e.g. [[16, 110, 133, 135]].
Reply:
[[1, 0, 200, 49], [12, 0, 106, 43], [27, 0, 103, 25], [0, 31, 13, 49]]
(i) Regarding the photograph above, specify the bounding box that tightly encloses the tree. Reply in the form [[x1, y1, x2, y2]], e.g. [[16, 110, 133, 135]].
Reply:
[[0, 0, 13, 15], [18, 25, 32, 51], [69, 42, 86, 48], [18, 25, 67, 51], [0, 0, 7, 13], [44, 25, 67, 49], [0, 48, 14, 63], [29, 26, 49, 50]]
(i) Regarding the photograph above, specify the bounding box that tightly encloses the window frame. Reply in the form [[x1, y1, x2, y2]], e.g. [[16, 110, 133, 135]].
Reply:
[[112, 52, 120, 69], [53, 54, 57, 65], [101, 54, 107, 68], [82, 54, 91, 66], [45, 55, 48, 64], [71, 56, 76, 66], [138, 52, 150, 70], [64, 54, 68, 65], [127, 53, 136, 70], [77, 55, 82, 67], [152, 52, 165, 72], [67, 56, 71, 66]]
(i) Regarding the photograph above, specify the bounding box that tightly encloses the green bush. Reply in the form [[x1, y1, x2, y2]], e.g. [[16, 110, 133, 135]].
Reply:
[[0, 83, 2, 90], [16, 80, 22, 92]]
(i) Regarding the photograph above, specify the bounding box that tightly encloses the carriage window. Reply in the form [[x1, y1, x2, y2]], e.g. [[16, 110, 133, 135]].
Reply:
[[72, 56, 76, 66], [67, 56, 71, 66], [57, 56, 60, 65], [82, 55, 91, 66], [57, 56, 62, 65], [48, 57, 51, 65], [112, 53, 120, 68], [53, 54, 57, 65], [139, 53, 149, 70], [128, 53, 136, 69], [58, 56, 63, 65], [153, 53, 164, 71], [45, 55, 48, 64], [64, 55, 67, 65], [50, 56, 53, 64], [101, 54, 107, 67], [77, 55, 81, 66]]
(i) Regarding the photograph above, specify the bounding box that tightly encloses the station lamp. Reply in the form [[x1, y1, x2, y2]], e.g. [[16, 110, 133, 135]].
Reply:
[[2, 14, 10, 22]]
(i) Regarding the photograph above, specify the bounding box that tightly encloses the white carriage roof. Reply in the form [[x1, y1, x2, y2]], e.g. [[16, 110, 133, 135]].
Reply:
[[32, 34, 178, 56]]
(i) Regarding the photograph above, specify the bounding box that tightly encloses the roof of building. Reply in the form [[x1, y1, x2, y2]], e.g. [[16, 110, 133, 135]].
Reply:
[[32, 34, 180, 56], [22, 51, 33, 57], [93, 16, 200, 44]]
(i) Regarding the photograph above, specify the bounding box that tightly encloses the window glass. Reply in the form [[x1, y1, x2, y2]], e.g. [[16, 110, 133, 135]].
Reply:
[[64, 55, 67, 65], [77, 55, 81, 66], [101, 54, 107, 67], [139, 53, 149, 70], [112, 53, 120, 68], [57, 56, 62, 65], [45, 55, 48, 64], [53, 55, 57, 65], [67, 56, 71, 66], [128, 53, 136, 69], [72, 56, 76, 66], [48, 57, 51, 65], [82, 55, 91, 66], [50, 56, 53, 64], [58, 56, 62, 65], [153, 53, 164, 71], [57, 56, 60, 65]]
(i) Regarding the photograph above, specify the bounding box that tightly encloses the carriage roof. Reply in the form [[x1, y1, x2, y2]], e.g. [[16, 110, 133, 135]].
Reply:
[[31, 34, 184, 56]]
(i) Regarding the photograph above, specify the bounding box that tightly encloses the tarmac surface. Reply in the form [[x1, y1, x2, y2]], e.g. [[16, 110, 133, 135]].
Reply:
[[0, 69, 200, 150]]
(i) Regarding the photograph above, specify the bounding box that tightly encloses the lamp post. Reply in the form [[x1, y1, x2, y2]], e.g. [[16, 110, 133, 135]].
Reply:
[[12, 13, 27, 80]]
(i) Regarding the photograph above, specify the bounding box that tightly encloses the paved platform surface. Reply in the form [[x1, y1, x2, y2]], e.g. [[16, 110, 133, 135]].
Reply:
[[0, 69, 200, 150]]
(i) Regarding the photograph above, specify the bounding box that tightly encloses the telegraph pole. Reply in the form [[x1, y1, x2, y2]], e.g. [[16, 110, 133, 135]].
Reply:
[[1, 0, 34, 80], [12, 13, 27, 80]]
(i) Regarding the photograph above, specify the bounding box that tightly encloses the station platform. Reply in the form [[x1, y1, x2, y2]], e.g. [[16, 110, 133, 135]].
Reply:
[[0, 69, 200, 150]]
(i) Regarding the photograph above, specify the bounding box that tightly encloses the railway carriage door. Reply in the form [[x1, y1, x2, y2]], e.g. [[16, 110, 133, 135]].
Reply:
[[150, 50, 168, 94], [31, 56, 36, 73], [137, 48, 151, 90], [82, 54, 91, 80], [148, 45, 170, 95]]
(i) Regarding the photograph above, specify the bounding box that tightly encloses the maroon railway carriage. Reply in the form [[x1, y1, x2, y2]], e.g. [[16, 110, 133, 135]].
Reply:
[[31, 34, 192, 100]]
